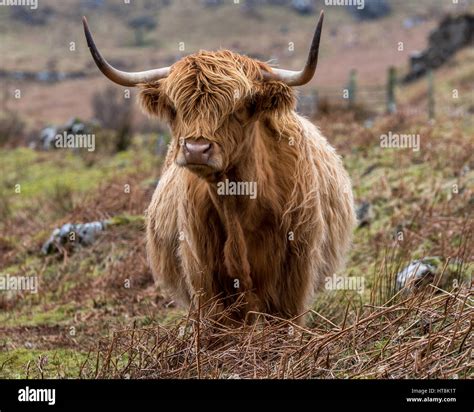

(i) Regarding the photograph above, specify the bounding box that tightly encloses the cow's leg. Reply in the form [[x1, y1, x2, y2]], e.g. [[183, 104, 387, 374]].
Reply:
[[276, 254, 314, 325]]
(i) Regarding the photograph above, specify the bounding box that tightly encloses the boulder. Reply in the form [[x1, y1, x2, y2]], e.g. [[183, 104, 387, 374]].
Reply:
[[396, 260, 436, 291], [404, 14, 474, 82], [41, 221, 107, 255]]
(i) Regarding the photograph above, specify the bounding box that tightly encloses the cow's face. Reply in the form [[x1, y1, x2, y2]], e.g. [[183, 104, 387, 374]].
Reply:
[[82, 12, 323, 180], [139, 51, 295, 180]]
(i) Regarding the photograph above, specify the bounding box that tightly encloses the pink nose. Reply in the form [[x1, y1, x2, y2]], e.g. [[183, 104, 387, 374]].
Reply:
[[184, 138, 213, 165]]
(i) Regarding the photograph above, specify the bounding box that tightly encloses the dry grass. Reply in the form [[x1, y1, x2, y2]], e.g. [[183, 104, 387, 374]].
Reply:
[[78, 282, 473, 379]]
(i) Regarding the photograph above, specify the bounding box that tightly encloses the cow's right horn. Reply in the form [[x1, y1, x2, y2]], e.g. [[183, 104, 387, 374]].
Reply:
[[263, 10, 324, 87], [82, 16, 170, 87]]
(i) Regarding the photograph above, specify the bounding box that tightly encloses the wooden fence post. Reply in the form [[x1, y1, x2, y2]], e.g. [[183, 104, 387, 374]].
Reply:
[[428, 69, 435, 120], [386, 66, 397, 114]]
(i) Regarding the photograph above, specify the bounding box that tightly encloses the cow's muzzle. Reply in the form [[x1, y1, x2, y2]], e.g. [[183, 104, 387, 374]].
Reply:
[[182, 138, 214, 166]]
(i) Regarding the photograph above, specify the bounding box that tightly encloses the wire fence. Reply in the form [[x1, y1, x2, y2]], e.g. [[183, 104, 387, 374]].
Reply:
[[296, 67, 470, 121]]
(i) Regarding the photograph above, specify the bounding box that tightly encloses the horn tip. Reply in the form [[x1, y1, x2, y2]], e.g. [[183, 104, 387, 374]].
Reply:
[[82, 16, 90, 33], [82, 16, 92, 47]]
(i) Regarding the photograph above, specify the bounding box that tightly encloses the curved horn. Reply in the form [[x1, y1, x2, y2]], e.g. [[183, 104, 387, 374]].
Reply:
[[263, 10, 324, 86], [82, 16, 170, 87]]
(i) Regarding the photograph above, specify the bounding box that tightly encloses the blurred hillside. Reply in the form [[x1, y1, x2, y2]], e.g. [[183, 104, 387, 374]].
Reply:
[[1, 0, 473, 128]]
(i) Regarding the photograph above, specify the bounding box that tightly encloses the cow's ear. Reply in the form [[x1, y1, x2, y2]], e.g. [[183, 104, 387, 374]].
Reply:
[[139, 84, 176, 122], [250, 81, 296, 117]]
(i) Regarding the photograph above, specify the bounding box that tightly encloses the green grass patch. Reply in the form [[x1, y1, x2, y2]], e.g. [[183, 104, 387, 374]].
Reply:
[[0, 348, 89, 379]]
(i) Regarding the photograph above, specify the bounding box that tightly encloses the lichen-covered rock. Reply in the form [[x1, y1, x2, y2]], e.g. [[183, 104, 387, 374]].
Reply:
[[41, 221, 107, 255], [396, 260, 436, 291], [41, 215, 145, 255]]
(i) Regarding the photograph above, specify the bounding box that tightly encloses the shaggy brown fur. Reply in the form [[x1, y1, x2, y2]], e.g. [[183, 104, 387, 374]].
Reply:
[[141, 50, 356, 323]]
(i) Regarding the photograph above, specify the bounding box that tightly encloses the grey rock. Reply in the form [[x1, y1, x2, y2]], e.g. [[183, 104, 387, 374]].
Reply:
[[39, 127, 58, 150], [349, 0, 391, 21], [42, 221, 107, 255], [396, 261, 436, 290], [291, 0, 313, 15], [356, 201, 373, 228], [404, 14, 474, 82], [39, 119, 92, 151]]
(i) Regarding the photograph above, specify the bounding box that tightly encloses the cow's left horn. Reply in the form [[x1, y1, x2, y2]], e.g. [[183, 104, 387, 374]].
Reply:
[[263, 10, 324, 87], [82, 16, 170, 87]]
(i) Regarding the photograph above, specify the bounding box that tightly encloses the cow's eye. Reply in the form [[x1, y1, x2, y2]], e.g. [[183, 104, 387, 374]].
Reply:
[[166, 102, 177, 122], [233, 106, 248, 122]]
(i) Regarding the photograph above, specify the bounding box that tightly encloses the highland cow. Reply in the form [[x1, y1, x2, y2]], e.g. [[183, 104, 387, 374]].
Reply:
[[83, 11, 356, 323]]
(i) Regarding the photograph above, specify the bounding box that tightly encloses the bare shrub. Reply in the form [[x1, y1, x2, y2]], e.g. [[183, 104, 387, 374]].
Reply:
[[92, 87, 134, 152], [0, 110, 25, 147]]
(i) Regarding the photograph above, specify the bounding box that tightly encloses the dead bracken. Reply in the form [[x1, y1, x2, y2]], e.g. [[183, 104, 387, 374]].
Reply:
[[80, 284, 473, 379]]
